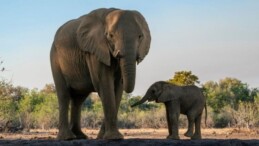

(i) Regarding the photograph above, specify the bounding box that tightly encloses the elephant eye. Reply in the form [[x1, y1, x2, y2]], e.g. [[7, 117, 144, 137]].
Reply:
[[138, 34, 143, 40], [110, 34, 114, 38], [106, 32, 114, 39]]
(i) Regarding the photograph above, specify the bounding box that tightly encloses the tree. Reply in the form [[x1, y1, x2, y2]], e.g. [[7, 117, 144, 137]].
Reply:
[[0, 80, 27, 127], [203, 77, 259, 128], [168, 71, 200, 86], [41, 83, 56, 94], [33, 92, 58, 129], [18, 89, 44, 129], [204, 77, 258, 112]]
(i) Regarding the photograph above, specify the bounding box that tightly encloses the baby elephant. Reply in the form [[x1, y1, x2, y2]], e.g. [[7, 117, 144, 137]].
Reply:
[[131, 81, 207, 140]]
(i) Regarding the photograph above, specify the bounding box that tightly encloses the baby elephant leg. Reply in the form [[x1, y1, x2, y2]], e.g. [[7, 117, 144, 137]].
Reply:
[[166, 115, 180, 140], [166, 104, 180, 140], [184, 113, 194, 137], [191, 114, 202, 140]]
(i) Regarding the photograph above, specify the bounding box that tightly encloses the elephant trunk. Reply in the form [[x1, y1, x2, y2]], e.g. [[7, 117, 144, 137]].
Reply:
[[131, 94, 149, 107], [120, 56, 136, 93]]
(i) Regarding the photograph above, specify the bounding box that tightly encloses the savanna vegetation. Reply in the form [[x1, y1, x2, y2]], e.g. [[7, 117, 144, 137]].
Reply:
[[0, 70, 258, 132]]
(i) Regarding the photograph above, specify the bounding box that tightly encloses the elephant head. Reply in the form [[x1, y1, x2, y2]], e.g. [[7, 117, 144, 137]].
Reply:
[[131, 81, 181, 107], [77, 8, 151, 93]]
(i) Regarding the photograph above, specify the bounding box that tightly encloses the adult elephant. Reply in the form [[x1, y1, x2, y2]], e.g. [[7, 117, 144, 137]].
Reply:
[[50, 8, 151, 140]]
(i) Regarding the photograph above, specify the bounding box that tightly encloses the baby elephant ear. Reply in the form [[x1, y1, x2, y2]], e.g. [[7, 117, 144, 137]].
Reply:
[[77, 9, 113, 66], [157, 84, 179, 103], [157, 87, 172, 103]]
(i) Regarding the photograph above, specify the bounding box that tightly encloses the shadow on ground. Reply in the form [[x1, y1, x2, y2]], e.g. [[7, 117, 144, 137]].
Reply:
[[0, 139, 259, 146]]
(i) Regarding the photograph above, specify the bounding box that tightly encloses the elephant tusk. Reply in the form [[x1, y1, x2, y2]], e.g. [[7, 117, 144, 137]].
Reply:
[[136, 57, 143, 65], [113, 50, 121, 58]]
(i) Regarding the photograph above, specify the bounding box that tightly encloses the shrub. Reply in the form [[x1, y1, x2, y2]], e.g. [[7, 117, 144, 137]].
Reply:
[[212, 107, 232, 128], [33, 93, 59, 129]]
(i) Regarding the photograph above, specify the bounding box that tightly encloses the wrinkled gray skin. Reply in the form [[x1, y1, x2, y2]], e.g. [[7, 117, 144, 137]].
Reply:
[[50, 8, 151, 140], [131, 81, 207, 140]]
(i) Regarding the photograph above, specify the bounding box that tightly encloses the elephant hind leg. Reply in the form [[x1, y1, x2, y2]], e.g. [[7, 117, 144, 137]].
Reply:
[[184, 113, 194, 137], [191, 114, 202, 140], [70, 95, 89, 139]]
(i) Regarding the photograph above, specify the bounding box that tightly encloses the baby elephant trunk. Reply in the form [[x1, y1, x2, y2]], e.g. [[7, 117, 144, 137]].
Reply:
[[131, 95, 149, 107]]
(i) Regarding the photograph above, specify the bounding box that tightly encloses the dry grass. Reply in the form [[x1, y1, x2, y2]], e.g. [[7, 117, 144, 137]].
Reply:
[[0, 128, 258, 140]]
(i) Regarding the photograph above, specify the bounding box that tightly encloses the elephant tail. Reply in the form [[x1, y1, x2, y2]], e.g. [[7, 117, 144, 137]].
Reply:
[[204, 101, 207, 127]]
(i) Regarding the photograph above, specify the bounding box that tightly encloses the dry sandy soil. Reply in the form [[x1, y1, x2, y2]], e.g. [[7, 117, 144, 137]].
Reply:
[[0, 128, 259, 146]]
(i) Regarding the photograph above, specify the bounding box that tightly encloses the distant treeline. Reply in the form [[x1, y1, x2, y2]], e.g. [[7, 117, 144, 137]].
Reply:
[[0, 74, 258, 131]]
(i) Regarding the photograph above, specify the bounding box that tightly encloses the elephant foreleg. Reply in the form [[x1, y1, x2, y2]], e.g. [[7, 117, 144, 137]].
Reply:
[[97, 79, 123, 139], [96, 122, 105, 139], [52, 65, 76, 140], [165, 104, 172, 135], [70, 96, 88, 139], [114, 79, 123, 115], [100, 91, 123, 139], [97, 74, 123, 140], [165, 102, 180, 140], [57, 91, 76, 140]]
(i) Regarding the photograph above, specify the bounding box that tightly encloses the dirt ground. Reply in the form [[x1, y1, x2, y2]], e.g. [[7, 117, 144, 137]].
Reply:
[[0, 128, 259, 146]]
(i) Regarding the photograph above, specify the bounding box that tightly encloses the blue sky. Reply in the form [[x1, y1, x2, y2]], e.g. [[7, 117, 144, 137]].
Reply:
[[0, 1, 259, 95]]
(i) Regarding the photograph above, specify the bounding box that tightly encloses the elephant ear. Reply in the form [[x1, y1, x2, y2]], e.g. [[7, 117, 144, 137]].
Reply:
[[133, 11, 151, 64], [158, 84, 180, 103], [77, 8, 116, 66]]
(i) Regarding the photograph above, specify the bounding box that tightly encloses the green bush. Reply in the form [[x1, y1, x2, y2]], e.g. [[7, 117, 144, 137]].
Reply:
[[33, 93, 58, 129], [212, 110, 232, 128], [0, 79, 259, 130]]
